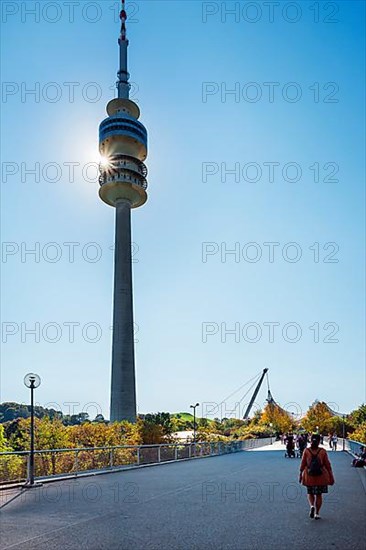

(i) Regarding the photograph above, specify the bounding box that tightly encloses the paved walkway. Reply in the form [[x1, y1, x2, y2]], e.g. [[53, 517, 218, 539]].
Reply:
[[1, 448, 365, 550]]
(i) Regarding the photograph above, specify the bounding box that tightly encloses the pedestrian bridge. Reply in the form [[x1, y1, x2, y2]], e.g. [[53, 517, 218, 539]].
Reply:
[[1, 440, 365, 550]]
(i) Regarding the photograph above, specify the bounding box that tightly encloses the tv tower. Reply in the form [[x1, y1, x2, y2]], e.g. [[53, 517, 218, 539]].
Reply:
[[98, 0, 148, 422]]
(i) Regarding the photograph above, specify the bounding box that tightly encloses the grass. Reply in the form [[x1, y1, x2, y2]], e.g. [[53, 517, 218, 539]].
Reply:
[[172, 413, 215, 425], [172, 412, 194, 421]]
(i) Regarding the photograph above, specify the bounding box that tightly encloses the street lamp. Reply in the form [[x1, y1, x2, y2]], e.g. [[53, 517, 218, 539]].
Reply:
[[190, 402, 200, 443], [269, 423, 273, 444], [342, 415, 346, 451], [23, 373, 41, 487]]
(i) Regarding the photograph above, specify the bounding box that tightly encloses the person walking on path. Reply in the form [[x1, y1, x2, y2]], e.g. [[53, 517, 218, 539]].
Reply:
[[299, 434, 335, 520], [332, 433, 338, 451]]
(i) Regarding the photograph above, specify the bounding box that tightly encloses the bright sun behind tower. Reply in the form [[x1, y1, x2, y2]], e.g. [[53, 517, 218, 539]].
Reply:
[[99, 155, 110, 168]]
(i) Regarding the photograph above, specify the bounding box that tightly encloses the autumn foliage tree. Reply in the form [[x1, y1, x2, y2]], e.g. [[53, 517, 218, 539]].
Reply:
[[302, 401, 334, 433], [0, 425, 12, 452], [261, 403, 294, 433], [0, 424, 24, 481], [351, 423, 366, 444], [138, 419, 165, 444], [349, 404, 366, 443]]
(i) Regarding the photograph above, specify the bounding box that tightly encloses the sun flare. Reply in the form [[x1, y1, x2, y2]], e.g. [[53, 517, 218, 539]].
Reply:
[[99, 155, 110, 168]]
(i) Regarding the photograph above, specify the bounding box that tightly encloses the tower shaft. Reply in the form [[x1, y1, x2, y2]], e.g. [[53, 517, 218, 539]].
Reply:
[[110, 199, 137, 422]]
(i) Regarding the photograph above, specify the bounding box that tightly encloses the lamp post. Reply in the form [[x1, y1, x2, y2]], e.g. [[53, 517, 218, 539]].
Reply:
[[23, 373, 41, 487], [342, 415, 346, 451], [269, 423, 273, 444], [190, 403, 199, 444]]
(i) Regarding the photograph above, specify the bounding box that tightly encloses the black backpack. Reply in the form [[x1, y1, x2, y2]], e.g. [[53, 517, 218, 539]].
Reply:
[[308, 449, 323, 476]]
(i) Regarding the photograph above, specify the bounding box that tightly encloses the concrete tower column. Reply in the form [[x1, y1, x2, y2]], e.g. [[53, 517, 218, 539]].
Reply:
[[110, 199, 137, 422]]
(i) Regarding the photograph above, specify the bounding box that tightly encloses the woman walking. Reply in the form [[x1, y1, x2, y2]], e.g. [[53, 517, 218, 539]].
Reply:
[[299, 434, 335, 519]]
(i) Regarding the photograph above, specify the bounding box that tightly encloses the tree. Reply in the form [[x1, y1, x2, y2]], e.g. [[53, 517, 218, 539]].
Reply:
[[138, 419, 165, 444], [5, 418, 31, 451], [0, 424, 23, 482], [349, 404, 366, 427], [0, 402, 62, 423], [35, 417, 72, 475], [250, 409, 262, 425], [36, 417, 71, 450], [62, 412, 89, 426], [261, 403, 294, 433], [198, 417, 209, 429], [143, 413, 173, 436], [347, 404, 366, 443], [302, 401, 333, 433], [0, 424, 10, 451], [351, 423, 366, 444], [2, 417, 72, 477]]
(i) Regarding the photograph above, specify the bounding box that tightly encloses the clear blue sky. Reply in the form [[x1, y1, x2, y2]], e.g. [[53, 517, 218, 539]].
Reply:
[[1, 1, 365, 420]]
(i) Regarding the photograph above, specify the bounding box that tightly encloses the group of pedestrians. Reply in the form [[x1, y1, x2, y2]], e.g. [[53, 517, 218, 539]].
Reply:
[[282, 432, 309, 458], [281, 430, 364, 520]]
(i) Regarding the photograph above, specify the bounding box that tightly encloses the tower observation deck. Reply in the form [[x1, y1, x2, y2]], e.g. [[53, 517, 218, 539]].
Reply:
[[99, 1, 148, 422]]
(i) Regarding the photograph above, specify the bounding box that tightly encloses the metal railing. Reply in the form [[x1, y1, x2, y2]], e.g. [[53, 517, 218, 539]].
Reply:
[[342, 438, 366, 456], [0, 437, 272, 486]]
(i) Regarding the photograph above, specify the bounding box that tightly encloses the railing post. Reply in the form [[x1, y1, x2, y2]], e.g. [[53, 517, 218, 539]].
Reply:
[[26, 453, 31, 483], [74, 450, 79, 476], [188, 444, 192, 458], [158, 446, 161, 463], [174, 445, 178, 461], [137, 447, 140, 466], [109, 449, 113, 468]]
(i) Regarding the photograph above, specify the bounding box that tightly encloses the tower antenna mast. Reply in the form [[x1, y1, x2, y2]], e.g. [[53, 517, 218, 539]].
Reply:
[[117, 0, 130, 99]]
